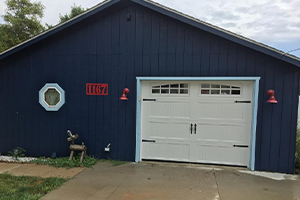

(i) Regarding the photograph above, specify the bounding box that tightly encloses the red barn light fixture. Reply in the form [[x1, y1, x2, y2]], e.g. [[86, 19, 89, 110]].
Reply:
[[267, 89, 277, 103], [120, 88, 130, 100]]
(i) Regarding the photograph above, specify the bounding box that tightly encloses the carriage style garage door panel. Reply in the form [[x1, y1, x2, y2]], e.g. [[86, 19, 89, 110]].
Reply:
[[141, 81, 254, 167]]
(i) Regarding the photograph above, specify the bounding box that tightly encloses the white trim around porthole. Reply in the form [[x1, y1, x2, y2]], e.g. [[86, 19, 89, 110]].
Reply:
[[39, 83, 65, 111]]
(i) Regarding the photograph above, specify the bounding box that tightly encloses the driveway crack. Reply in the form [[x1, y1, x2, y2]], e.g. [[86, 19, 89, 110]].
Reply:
[[213, 169, 221, 200]]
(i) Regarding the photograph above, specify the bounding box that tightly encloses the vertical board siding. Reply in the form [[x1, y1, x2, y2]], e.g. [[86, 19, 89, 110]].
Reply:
[[86, 56, 97, 156], [159, 17, 168, 76], [142, 9, 151, 76], [254, 53, 264, 170], [245, 53, 256, 76], [0, 62, 7, 153], [269, 63, 284, 172], [183, 27, 193, 76], [279, 70, 294, 172], [118, 7, 128, 160], [5, 61, 13, 154], [209, 36, 219, 76], [166, 21, 176, 76], [0, 1, 299, 173], [236, 47, 247, 76], [125, 5, 137, 161], [95, 55, 104, 158], [289, 71, 299, 173], [110, 55, 120, 159], [218, 40, 229, 76], [191, 30, 201, 75], [200, 33, 210, 76], [150, 13, 160, 76], [260, 59, 274, 171], [11, 59, 19, 150], [135, 7, 144, 76], [110, 12, 121, 159], [174, 23, 184, 76], [227, 44, 238, 76], [95, 18, 106, 158], [15, 56, 27, 151]]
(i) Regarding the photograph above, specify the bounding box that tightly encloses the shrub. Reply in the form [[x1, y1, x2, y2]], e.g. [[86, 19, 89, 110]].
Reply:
[[7, 147, 26, 160]]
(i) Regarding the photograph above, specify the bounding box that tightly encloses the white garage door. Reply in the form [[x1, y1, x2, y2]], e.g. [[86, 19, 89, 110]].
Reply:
[[141, 81, 254, 167]]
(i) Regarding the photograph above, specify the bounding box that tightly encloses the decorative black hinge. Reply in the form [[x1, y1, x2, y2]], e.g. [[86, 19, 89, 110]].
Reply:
[[143, 99, 156, 101], [233, 145, 249, 148], [235, 100, 251, 103], [142, 139, 155, 143]]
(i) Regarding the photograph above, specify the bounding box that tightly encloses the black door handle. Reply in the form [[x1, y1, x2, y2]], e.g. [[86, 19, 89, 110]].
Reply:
[[194, 123, 197, 134], [190, 123, 193, 134]]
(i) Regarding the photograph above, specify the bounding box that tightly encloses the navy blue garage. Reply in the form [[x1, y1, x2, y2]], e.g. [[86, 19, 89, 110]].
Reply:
[[0, 0, 299, 174]]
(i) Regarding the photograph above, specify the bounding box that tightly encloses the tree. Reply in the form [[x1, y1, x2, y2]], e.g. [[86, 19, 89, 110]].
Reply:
[[0, 0, 45, 52], [59, 4, 85, 24]]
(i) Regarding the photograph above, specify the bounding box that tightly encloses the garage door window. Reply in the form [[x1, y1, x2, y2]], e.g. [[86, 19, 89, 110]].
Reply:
[[200, 84, 241, 95], [152, 83, 189, 95]]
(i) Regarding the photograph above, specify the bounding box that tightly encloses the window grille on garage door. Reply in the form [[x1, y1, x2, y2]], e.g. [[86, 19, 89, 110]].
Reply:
[[151, 83, 189, 95], [200, 83, 241, 95]]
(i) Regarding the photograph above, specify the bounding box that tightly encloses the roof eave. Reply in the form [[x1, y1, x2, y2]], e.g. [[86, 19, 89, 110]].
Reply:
[[0, 0, 119, 60], [1, 0, 300, 68], [132, 0, 300, 67]]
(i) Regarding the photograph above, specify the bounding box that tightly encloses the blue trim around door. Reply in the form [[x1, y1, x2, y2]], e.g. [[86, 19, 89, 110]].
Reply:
[[135, 77, 260, 171]]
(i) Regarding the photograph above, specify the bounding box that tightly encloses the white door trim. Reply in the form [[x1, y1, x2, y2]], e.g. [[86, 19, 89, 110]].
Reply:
[[136, 77, 260, 171]]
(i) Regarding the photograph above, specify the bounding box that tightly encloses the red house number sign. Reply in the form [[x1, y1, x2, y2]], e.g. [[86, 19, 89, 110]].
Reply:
[[86, 83, 108, 95]]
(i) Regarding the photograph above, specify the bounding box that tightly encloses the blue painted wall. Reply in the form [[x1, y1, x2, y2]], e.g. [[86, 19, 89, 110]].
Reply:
[[0, 1, 299, 173]]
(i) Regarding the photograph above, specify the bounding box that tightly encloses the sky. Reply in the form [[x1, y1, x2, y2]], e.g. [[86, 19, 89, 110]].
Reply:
[[0, 0, 300, 57]]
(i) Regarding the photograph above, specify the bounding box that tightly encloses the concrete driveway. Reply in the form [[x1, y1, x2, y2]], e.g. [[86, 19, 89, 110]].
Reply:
[[41, 162, 300, 200]]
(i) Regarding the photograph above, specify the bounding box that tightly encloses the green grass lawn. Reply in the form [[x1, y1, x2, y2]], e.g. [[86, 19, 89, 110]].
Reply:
[[30, 155, 127, 169], [31, 155, 99, 168], [0, 173, 66, 200]]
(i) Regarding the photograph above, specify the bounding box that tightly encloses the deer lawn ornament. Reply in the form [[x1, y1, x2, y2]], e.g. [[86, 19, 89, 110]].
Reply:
[[67, 130, 87, 163]]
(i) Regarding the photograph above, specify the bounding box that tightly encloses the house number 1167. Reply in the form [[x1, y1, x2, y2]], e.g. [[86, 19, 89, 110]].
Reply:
[[86, 83, 108, 95]]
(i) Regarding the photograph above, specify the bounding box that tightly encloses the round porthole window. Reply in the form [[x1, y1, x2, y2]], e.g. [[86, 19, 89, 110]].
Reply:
[[39, 83, 65, 111]]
